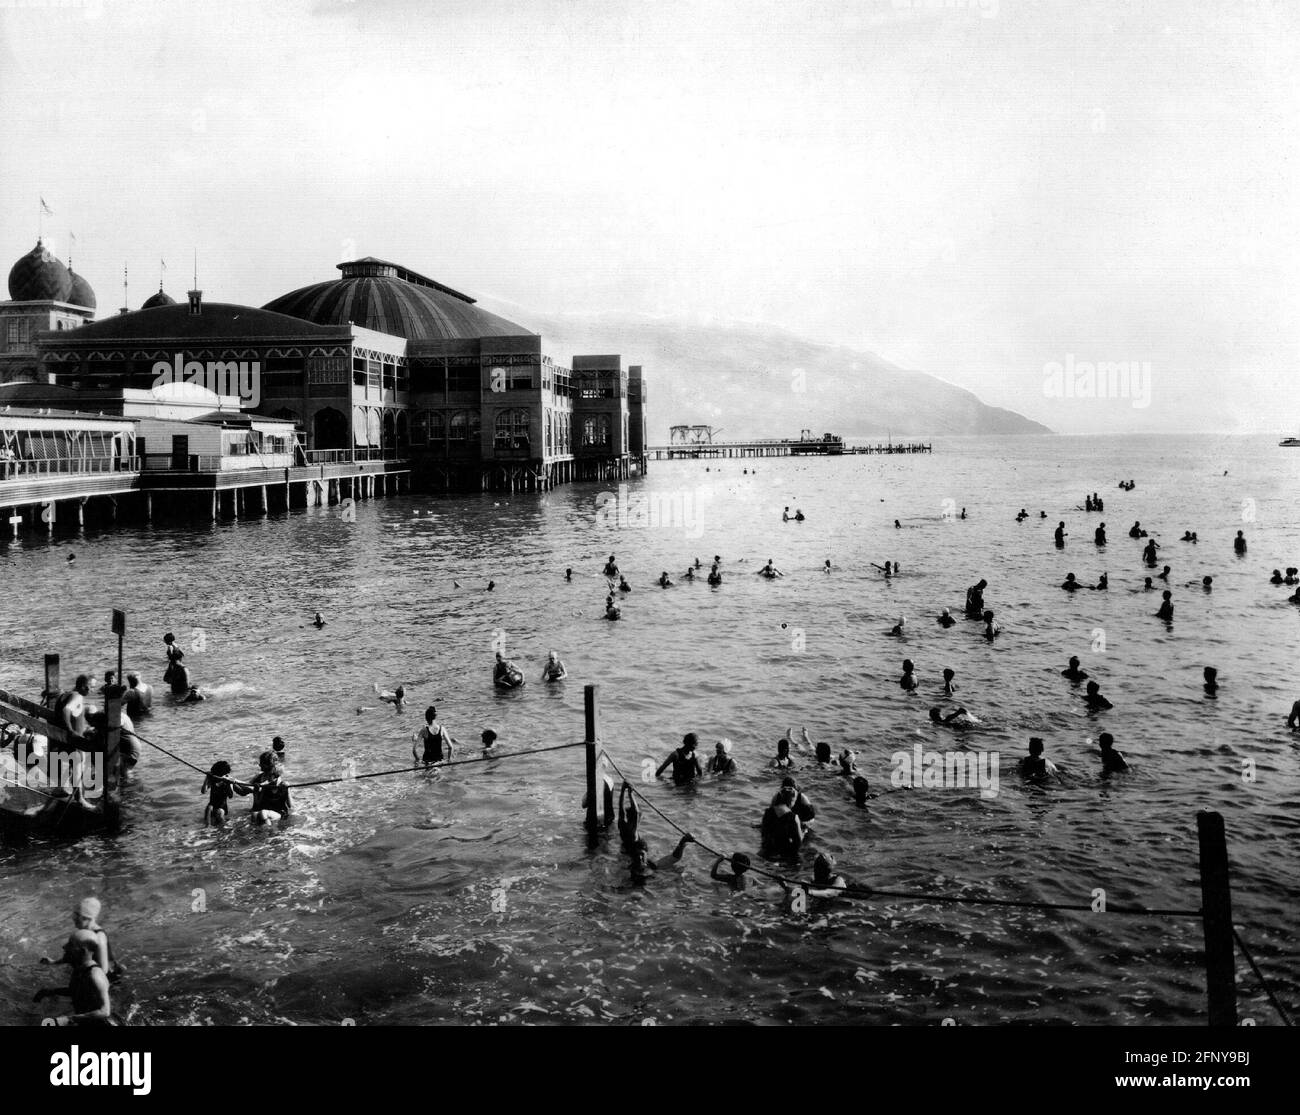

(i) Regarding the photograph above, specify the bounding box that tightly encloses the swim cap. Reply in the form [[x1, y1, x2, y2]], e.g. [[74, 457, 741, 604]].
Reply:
[[682, 732, 698, 749], [718, 739, 732, 754], [77, 897, 101, 921]]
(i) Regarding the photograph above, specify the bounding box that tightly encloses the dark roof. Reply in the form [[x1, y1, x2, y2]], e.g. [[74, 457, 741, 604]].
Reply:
[[67, 269, 97, 311], [0, 380, 84, 405], [263, 259, 534, 342], [141, 286, 176, 309], [8, 240, 72, 302], [47, 301, 353, 343]]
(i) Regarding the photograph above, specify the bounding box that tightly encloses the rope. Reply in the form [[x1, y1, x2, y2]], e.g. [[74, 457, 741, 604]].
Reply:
[[599, 749, 1202, 918], [1233, 926, 1295, 1027]]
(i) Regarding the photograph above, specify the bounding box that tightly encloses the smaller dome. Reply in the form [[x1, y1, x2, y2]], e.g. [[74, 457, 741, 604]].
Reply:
[[8, 239, 72, 302], [67, 269, 97, 311], [142, 284, 176, 309]]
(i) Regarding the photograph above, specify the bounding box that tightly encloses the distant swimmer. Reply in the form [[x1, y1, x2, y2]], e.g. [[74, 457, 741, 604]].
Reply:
[[657, 571, 674, 588], [374, 683, 407, 711], [603, 555, 620, 579], [710, 852, 752, 891], [487, 580, 496, 591], [894, 519, 902, 529], [1062, 572, 1082, 592], [942, 667, 957, 696], [1016, 508, 1028, 522], [837, 749, 857, 777], [605, 595, 622, 620], [123, 673, 152, 719], [964, 579, 988, 619], [899, 659, 918, 690], [182, 685, 205, 703], [1084, 680, 1113, 711], [1234, 530, 1247, 555], [167, 652, 192, 697], [1157, 565, 1171, 581], [1156, 590, 1174, 622], [312, 612, 326, 628], [617, 782, 640, 849], [1203, 666, 1219, 696], [889, 616, 906, 636], [1143, 577, 1154, 591], [982, 610, 1001, 640], [960, 508, 967, 519], [493, 651, 525, 689], [853, 775, 872, 806], [481, 729, 499, 758], [1286, 568, 1299, 586], [1142, 539, 1159, 567], [272, 736, 286, 765], [1055, 521, 1067, 547], [929, 706, 979, 729], [565, 568, 573, 582], [706, 564, 723, 586], [629, 833, 695, 887], [67, 553, 76, 563], [540, 651, 568, 682], [1093, 573, 1108, 591], [1094, 523, 1107, 546], [1196, 576, 1212, 592], [1062, 656, 1088, 682], [1182, 532, 1196, 542], [1129, 521, 1146, 539], [783, 506, 791, 522], [755, 559, 784, 578], [707, 739, 737, 774], [655, 732, 703, 785], [413, 705, 454, 765], [1098, 732, 1129, 774], [202, 760, 237, 825], [1019, 737, 1062, 785], [938, 608, 956, 628], [824, 559, 833, 574], [618, 575, 632, 594], [247, 750, 292, 825], [814, 741, 832, 764], [1288, 699, 1300, 731], [683, 566, 696, 581], [1040, 511, 1047, 519], [1271, 569, 1284, 584], [770, 737, 797, 770], [794, 509, 805, 522]]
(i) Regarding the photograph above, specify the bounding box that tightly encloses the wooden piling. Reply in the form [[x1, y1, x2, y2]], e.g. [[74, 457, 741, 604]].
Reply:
[[584, 684, 599, 848], [1197, 810, 1237, 1026], [42, 653, 60, 706]]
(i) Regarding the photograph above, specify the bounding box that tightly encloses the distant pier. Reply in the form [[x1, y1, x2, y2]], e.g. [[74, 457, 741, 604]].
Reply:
[[646, 438, 932, 461]]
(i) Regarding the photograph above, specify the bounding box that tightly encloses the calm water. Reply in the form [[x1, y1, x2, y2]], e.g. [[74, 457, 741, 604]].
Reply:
[[1, 434, 1297, 1025]]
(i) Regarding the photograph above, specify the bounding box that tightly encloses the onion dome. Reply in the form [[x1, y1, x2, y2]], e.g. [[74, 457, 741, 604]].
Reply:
[[142, 284, 176, 309], [8, 239, 72, 302], [67, 268, 97, 310], [264, 257, 532, 340]]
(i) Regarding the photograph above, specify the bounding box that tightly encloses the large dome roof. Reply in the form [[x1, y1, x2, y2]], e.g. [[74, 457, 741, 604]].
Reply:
[[8, 240, 72, 302], [263, 257, 533, 341], [142, 284, 176, 309], [67, 268, 96, 310]]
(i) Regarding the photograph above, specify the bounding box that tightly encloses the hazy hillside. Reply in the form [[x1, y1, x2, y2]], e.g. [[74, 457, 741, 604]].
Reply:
[[479, 305, 1051, 443]]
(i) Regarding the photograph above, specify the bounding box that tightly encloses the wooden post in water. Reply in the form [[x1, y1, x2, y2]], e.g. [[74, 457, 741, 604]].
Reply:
[[111, 609, 126, 690], [43, 653, 60, 705], [584, 684, 599, 848], [101, 688, 124, 830], [1197, 810, 1237, 1026]]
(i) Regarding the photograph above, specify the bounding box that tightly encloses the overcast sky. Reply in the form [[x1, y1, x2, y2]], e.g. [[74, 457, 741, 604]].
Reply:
[[2, 0, 1296, 434]]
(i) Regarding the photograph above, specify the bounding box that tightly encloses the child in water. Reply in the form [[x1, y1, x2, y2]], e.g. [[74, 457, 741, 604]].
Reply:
[[202, 760, 238, 825]]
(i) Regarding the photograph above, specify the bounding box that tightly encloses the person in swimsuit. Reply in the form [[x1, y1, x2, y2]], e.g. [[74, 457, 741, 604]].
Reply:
[[628, 833, 694, 886], [481, 729, 499, 758], [707, 739, 737, 774], [655, 733, 703, 785], [899, 659, 918, 690], [711, 853, 752, 891], [853, 775, 871, 806], [605, 595, 622, 620], [1094, 523, 1107, 546], [683, 566, 696, 581], [1098, 732, 1129, 774], [34, 929, 115, 1026], [982, 610, 1001, 640], [1142, 539, 1159, 567], [657, 571, 674, 588], [889, 616, 906, 636], [1018, 737, 1062, 785], [1157, 565, 1171, 581], [938, 608, 956, 628], [929, 706, 978, 729], [1062, 572, 1082, 592], [756, 559, 784, 578], [375, 683, 406, 711], [783, 506, 790, 522], [1234, 530, 1247, 555], [1203, 666, 1219, 695], [1156, 590, 1173, 622], [617, 781, 640, 850], [942, 668, 957, 696], [761, 789, 808, 857], [618, 575, 633, 594], [602, 555, 620, 579], [54, 676, 91, 736], [1055, 521, 1067, 547], [163, 632, 183, 684], [493, 652, 525, 688], [413, 706, 455, 765], [964, 579, 987, 619], [769, 737, 796, 770], [203, 760, 237, 824], [1061, 656, 1088, 682], [706, 564, 722, 586], [40, 897, 124, 984], [168, 654, 192, 697], [1084, 680, 1113, 710], [565, 568, 573, 582], [124, 673, 152, 719], [540, 651, 568, 681], [247, 751, 292, 824]]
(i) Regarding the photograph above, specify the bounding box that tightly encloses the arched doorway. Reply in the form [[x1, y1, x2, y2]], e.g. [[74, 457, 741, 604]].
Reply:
[[313, 406, 348, 450], [382, 410, 396, 455]]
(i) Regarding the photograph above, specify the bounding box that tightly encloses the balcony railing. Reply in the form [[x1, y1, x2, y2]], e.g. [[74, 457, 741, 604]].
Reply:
[[0, 456, 140, 480], [301, 448, 404, 465]]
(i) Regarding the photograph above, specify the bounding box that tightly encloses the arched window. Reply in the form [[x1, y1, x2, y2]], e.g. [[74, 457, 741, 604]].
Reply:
[[582, 414, 610, 447], [411, 410, 430, 445], [449, 411, 468, 441], [494, 408, 530, 451], [545, 410, 553, 454]]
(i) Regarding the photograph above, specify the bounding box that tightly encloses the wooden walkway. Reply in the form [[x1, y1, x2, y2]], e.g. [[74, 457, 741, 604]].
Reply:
[[646, 440, 932, 460]]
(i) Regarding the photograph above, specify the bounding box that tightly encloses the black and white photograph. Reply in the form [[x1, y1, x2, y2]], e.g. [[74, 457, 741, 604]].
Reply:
[[0, 0, 1294, 1090]]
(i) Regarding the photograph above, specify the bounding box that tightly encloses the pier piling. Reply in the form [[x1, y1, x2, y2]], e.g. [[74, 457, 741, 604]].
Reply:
[[1197, 810, 1237, 1026], [584, 684, 599, 848]]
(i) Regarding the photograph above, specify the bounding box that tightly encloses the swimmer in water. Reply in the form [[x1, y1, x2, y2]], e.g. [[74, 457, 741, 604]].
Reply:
[[540, 651, 568, 682], [655, 732, 703, 785], [202, 760, 238, 825], [481, 729, 499, 758], [770, 737, 796, 770], [1129, 521, 1145, 539], [629, 833, 695, 886], [899, 659, 918, 690], [1203, 666, 1218, 696], [605, 595, 622, 620], [1270, 569, 1284, 584], [960, 508, 967, 519], [183, 685, 205, 703], [34, 929, 114, 1027], [1098, 731, 1129, 774], [1143, 577, 1153, 591], [1094, 523, 1107, 546], [618, 575, 632, 594], [783, 506, 790, 522], [374, 683, 406, 712], [942, 667, 956, 696], [1157, 565, 1171, 581], [929, 706, 978, 729], [271, 736, 286, 765], [837, 749, 857, 777], [1288, 699, 1300, 731], [1093, 572, 1108, 591], [852, 775, 872, 806], [657, 571, 673, 588], [710, 852, 752, 891], [964, 579, 987, 619], [1156, 590, 1173, 622], [1234, 530, 1247, 555], [707, 564, 722, 586], [167, 653, 191, 697], [413, 706, 454, 765], [755, 559, 784, 578], [1062, 655, 1088, 682], [1286, 568, 1299, 586], [889, 616, 906, 636], [487, 580, 495, 591], [1018, 737, 1062, 785], [312, 612, 326, 628], [938, 608, 956, 628], [982, 610, 1001, 640], [894, 519, 901, 529], [1085, 680, 1113, 710], [247, 750, 292, 825], [617, 782, 640, 849], [814, 741, 833, 764], [794, 509, 805, 521], [1061, 572, 1081, 592], [707, 738, 737, 774], [565, 568, 573, 582], [603, 555, 620, 579], [1055, 521, 1067, 547], [493, 651, 525, 689], [1142, 539, 1159, 567], [824, 559, 833, 573], [683, 565, 696, 580]]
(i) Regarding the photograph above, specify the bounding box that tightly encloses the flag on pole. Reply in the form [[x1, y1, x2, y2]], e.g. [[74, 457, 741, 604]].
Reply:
[[40, 198, 53, 216], [69, 232, 77, 244], [161, 259, 167, 271]]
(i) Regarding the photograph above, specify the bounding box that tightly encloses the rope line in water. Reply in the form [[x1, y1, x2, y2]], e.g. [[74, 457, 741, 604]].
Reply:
[[1233, 926, 1295, 1027], [598, 750, 1202, 918]]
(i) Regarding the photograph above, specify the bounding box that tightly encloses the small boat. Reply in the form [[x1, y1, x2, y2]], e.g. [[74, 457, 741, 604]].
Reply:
[[1279, 437, 1300, 447]]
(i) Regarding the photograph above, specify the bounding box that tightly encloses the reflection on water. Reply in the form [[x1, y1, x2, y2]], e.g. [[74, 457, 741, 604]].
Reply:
[[1, 435, 1297, 1024]]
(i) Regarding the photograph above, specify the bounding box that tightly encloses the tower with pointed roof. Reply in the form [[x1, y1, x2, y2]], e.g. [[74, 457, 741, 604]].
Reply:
[[1, 239, 96, 384]]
